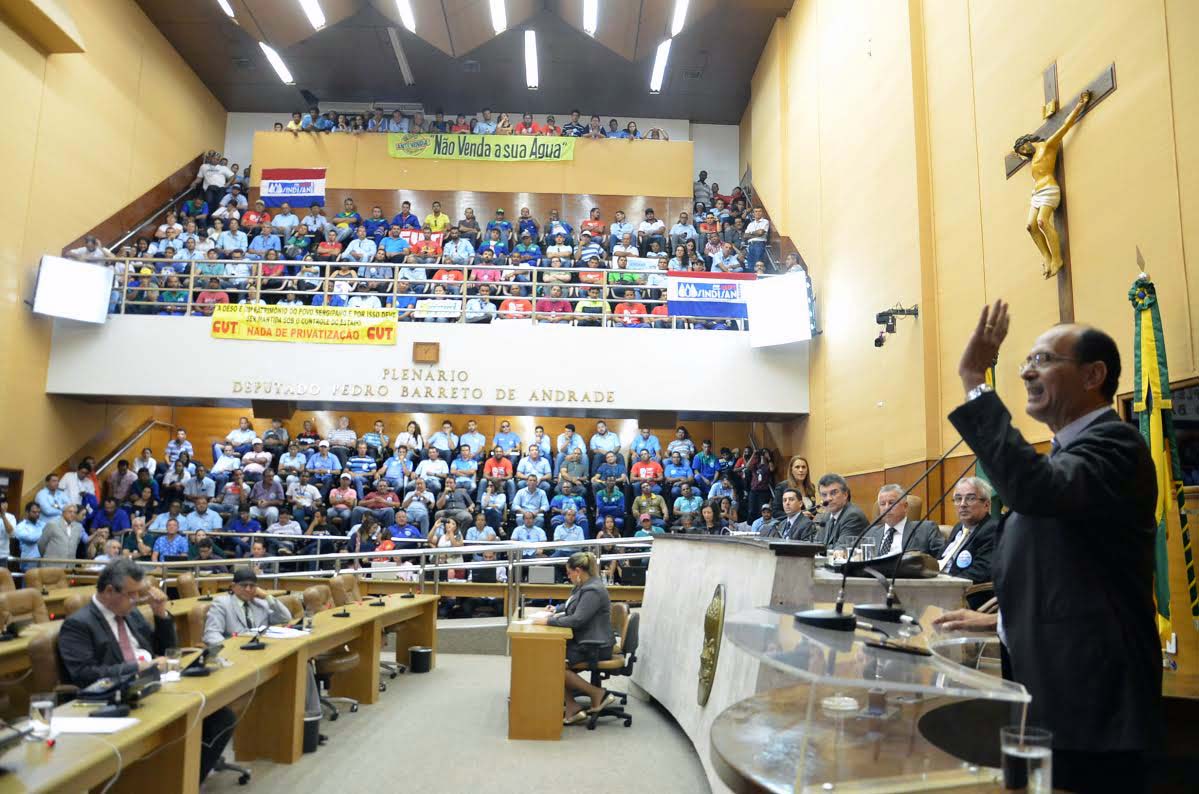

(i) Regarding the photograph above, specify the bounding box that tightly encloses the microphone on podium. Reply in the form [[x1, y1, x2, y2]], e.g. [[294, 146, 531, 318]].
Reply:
[[793, 438, 966, 632]]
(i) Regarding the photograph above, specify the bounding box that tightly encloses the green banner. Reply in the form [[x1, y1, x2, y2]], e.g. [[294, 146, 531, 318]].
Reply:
[[387, 133, 575, 162]]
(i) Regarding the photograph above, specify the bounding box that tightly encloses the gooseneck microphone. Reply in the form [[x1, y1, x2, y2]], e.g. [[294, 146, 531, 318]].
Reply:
[[856, 458, 978, 624], [794, 438, 966, 631], [240, 602, 273, 650]]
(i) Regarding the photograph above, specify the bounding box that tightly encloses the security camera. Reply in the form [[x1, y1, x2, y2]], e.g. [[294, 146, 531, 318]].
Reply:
[[875, 312, 890, 325], [874, 331, 887, 348]]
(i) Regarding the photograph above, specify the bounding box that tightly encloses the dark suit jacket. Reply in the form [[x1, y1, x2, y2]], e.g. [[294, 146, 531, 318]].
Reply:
[[943, 514, 998, 584], [763, 513, 817, 541], [865, 518, 945, 557], [58, 600, 178, 688], [817, 502, 869, 546], [949, 392, 1160, 752]]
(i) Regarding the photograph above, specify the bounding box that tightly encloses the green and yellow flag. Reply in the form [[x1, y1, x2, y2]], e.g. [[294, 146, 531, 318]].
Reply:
[[1129, 273, 1198, 643]]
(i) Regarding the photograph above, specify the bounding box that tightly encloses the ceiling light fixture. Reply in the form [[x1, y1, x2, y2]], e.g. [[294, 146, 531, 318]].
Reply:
[[216, 0, 235, 18], [396, 0, 416, 32], [298, 0, 326, 30], [650, 38, 671, 94], [259, 42, 295, 84], [386, 27, 416, 85], [524, 30, 539, 89], [671, 0, 689, 37], [582, 0, 598, 36], [489, 0, 506, 35]]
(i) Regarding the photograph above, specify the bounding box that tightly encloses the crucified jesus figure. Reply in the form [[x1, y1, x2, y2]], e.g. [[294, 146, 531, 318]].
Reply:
[[1013, 90, 1091, 279]]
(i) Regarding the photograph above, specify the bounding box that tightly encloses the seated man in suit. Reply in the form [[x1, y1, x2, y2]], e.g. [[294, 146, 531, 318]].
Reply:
[[938, 476, 998, 589], [58, 559, 235, 784], [761, 488, 817, 540], [870, 484, 946, 557], [815, 473, 868, 546], [203, 565, 292, 644]]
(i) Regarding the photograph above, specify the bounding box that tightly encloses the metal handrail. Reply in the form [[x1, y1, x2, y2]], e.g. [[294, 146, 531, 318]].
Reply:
[[93, 419, 176, 478], [107, 181, 203, 253], [106, 255, 762, 328]]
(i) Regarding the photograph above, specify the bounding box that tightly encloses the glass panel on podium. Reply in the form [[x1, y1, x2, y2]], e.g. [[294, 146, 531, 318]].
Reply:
[[711, 606, 1030, 793]]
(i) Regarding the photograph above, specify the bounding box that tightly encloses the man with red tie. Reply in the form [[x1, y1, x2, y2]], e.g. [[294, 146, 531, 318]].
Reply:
[[58, 559, 235, 783]]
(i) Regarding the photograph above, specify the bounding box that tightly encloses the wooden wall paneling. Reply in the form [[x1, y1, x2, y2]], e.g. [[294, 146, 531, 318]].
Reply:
[[844, 471, 885, 518], [882, 460, 937, 524]]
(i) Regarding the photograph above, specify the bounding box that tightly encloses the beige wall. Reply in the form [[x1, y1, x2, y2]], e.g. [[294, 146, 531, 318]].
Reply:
[[0, 0, 226, 498], [743, 0, 1199, 666]]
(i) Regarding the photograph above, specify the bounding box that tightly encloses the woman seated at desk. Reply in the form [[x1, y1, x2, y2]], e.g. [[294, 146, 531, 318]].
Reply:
[[533, 552, 618, 725]]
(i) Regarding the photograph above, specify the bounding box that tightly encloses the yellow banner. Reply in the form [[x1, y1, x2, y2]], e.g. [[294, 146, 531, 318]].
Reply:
[[387, 132, 575, 162], [210, 304, 397, 345]]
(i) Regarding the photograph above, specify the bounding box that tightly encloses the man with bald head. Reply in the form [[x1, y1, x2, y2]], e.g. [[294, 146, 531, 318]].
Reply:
[[934, 303, 1159, 794]]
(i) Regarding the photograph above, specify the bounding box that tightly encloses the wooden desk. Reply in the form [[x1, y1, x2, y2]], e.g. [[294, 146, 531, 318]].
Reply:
[[40, 585, 98, 616], [506, 621, 571, 740]]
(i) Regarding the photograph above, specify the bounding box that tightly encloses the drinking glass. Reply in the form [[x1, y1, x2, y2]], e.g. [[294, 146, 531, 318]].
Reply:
[[1000, 725, 1052, 792], [165, 647, 183, 674], [28, 692, 54, 739], [860, 542, 876, 561]]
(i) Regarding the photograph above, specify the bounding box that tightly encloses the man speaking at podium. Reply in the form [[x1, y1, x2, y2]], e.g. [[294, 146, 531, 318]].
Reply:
[[934, 301, 1161, 794]]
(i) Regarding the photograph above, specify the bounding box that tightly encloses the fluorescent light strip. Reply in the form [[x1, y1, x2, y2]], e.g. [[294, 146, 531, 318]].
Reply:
[[490, 0, 506, 34], [650, 38, 671, 93], [524, 30, 539, 89], [216, 0, 235, 18], [671, 0, 688, 37], [386, 27, 416, 86], [259, 42, 295, 84], [396, 0, 416, 32], [298, 0, 326, 30], [582, 0, 598, 36]]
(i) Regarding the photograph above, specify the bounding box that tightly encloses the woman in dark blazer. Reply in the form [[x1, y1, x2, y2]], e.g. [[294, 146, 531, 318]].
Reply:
[[534, 552, 618, 724]]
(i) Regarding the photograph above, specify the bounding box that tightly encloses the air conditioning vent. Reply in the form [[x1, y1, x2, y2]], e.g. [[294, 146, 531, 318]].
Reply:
[[232, 57, 252, 69], [462, 60, 481, 73], [683, 69, 703, 80]]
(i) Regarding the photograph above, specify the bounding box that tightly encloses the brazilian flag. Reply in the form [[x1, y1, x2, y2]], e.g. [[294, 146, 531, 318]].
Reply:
[[1130, 274, 1197, 641]]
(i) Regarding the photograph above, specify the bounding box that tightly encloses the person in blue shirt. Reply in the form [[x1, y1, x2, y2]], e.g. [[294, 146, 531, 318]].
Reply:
[[472, 108, 497, 134], [428, 421, 459, 462], [630, 428, 662, 460], [543, 209, 573, 247], [184, 497, 224, 534], [691, 440, 720, 494], [588, 420, 621, 474], [527, 426, 552, 460], [512, 233, 542, 267], [591, 452, 628, 492], [379, 225, 412, 263], [516, 447, 552, 492], [664, 451, 694, 499], [361, 420, 389, 457], [151, 518, 190, 561], [376, 446, 412, 491], [485, 209, 514, 246], [549, 481, 588, 529], [388, 509, 424, 543], [89, 498, 131, 534], [492, 420, 522, 465], [517, 208, 540, 241], [362, 206, 390, 241], [305, 442, 340, 489], [450, 448, 479, 492], [246, 224, 281, 259], [479, 228, 509, 258], [550, 511, 586, 581], [614, 121, 642, 139], [459, 421, 487, 461], [595, 478, 626, 532], [345, 441, 378, 498], [554, 424, 587, 476], [391, 201, 422, 231], [149, 500, 186, 531], [225, 505, 261, 557], [511, 511, 548, 559], [35, 474, 70, 520], [14, 503, 46, 569], [512, 476, 549, 526]]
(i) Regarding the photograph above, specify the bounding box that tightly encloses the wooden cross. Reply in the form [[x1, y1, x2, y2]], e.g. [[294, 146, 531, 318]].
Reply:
[[1005, 62, 1117, 323]]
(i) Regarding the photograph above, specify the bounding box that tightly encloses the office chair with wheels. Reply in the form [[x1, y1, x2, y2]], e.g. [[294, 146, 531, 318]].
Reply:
[[174, 572, 201, 599], [328, 574, 394, 690], [0, 569, 15, 592], [302, 585, 361, 720], [186, 602, 252, 785], [571, 610, 639, 730], [0, 590, 50, 625]]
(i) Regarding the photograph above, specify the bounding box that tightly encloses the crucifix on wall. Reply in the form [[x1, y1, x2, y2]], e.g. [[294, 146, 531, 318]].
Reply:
[[1006, 62, 1117, 322]]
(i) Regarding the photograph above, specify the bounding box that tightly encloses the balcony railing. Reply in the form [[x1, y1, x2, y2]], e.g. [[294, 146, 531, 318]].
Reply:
[[103, 254, 766, 330]]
